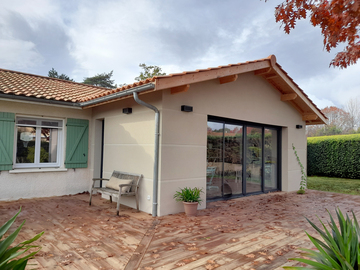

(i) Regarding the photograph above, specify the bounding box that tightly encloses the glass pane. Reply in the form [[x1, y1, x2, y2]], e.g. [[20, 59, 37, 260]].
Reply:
[[16, 127, 36, 163], [265, 129, 278, 191], [40, 128, 58, 163], [206, 122, 223, 199], [17, 119, 36, 125], [41, 120, 61, 127], [246, 127, 262, 193], [223, 124, 243, 196]]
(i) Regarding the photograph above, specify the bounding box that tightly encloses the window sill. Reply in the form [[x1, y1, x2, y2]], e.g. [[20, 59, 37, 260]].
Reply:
[[9, 168, 68, 174]]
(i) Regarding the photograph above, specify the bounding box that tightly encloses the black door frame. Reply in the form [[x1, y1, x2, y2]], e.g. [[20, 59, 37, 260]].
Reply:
[[207, 115, 282, 201]]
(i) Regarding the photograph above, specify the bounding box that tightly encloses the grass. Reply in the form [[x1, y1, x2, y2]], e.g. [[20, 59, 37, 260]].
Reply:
[[307, 176, 360, 195]]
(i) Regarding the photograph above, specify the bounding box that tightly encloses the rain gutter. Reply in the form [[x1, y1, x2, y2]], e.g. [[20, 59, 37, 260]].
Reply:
[[133, 92, 160, 217], [79, 83, 155, 107], [0, 93, 81, 109], [0, 83, 156, 108]]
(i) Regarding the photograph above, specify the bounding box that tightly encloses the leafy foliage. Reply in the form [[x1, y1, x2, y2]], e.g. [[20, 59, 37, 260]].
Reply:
[[313, 125, 343, 137], [48, 68, 74, 82], [307, 103, 360, 137], [0, 208, 44, 269], [283, 209, 360, 269], [292, 144, 307, 194], [83, 71, 116, 89], [307, 134, 360, 178], [207, 132, 275, 165], [173, 187, 203, 204], [135, 63, 166, 81], [270, 0, 360, 68]]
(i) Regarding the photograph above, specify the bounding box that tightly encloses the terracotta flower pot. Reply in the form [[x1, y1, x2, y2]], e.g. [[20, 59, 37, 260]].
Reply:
[[183, 202, 199, 216]]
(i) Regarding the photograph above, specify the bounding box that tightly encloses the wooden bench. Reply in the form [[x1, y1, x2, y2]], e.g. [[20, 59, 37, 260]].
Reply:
[[89, 171, 142, 215]]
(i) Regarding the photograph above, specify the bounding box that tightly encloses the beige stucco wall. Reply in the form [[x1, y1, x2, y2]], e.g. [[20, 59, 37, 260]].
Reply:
[[91, 92, 162, 214], [0, 71, 308, 216], [158, 72, 307, 216], [0, 99, 92, 201]]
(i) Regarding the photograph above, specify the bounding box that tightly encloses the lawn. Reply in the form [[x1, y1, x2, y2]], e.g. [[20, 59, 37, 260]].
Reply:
[[308, 176, 360, 195]]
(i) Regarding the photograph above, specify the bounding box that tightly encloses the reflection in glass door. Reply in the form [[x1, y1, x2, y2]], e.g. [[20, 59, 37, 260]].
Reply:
[[207, 118, 280, 200], [206, 122, 223, 199], [246, 127, 262, 194], [223, 124, 243, 197], [265, 129, 278, 191]]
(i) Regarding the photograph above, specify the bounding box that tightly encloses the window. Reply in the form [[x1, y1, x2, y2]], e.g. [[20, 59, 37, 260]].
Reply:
[[14, 117, 63, 168]]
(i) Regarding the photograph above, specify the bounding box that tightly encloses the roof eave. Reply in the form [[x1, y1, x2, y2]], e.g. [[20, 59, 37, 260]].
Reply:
[[254, 62, 327, 126], [79, 83, 156, 109], [0, 93, 81, 108]]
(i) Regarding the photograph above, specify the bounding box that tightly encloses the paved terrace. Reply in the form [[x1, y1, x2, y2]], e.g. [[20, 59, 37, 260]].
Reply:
[[1, 190, 359, 270]]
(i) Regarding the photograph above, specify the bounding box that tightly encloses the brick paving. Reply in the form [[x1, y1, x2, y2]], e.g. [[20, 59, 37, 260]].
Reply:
[[1, 190, 359, 269]]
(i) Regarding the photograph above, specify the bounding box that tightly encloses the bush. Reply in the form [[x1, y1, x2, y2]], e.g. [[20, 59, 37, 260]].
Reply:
[[307, 134, 360, 179], [173, 187, 203, 204], [284, 209, 360, 269], [0, 208, 44, 269]]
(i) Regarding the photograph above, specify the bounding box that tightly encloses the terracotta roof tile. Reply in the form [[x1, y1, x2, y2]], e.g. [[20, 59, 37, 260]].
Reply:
[[0, 57, 325, 121]]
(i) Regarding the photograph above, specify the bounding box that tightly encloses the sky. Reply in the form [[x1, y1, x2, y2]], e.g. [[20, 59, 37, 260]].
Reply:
[[1, 0, 359, 109]]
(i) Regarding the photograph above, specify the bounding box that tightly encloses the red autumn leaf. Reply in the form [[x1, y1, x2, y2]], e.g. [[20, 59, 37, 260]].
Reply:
[[268, 0, 360, 68]]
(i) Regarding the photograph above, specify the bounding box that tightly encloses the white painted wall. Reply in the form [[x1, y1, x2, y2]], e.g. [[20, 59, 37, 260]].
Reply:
[[158, 72, 307, 216], [91, 92, 162, 215], [0, 99, 92, 201]]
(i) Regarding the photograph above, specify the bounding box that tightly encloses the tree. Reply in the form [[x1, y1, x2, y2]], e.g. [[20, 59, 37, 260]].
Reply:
[[48, 68, 74, 81], [344, 97, 360, 130], [306, 106, 353, 136], [271, 0, 360, 68], [135, 63, 166, 81], [83, 71, 116, 89], [322, 106, 352, 131], [314, 125, 343, 136]]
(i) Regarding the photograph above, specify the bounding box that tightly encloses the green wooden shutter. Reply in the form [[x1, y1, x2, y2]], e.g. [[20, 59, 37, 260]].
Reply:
[[0, 112, 15, 171], [65, 118, 89, 168]]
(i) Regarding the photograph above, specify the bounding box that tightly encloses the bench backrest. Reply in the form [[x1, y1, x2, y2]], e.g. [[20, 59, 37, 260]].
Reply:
[[111, 171, 142, 192]]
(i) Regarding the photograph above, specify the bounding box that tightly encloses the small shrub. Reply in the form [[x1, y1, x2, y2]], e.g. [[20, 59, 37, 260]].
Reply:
[[0, 208, 44, 269], [173, 187, 203, 204], [283, 208, 360, 269]]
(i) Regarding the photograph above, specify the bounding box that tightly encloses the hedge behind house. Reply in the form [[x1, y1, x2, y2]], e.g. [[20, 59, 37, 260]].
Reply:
[[307, 134, 360, 179]]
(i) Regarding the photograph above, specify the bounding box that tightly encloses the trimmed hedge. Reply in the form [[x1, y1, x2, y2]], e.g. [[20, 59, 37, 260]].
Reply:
[[307, 134, 360, 179]]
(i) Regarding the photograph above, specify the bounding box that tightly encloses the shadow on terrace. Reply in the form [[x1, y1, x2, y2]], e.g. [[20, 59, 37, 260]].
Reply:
[[1, 190, 360, 269]]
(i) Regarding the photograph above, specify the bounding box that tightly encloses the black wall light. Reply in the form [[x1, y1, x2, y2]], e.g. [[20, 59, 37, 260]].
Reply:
[[296, 125, 303, 129], [181, 105, 193, 112], [123, 108, 132, 114]]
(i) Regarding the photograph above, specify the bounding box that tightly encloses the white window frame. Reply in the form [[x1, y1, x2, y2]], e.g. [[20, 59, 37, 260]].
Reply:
[[14, 116, 64, 169]]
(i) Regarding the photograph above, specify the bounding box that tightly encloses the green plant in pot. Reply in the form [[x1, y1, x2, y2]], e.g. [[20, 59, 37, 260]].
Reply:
[[173, 187, 203, 216]]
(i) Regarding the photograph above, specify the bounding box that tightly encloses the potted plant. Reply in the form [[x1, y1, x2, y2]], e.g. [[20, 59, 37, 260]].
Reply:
[[173, 187, 203, 216]]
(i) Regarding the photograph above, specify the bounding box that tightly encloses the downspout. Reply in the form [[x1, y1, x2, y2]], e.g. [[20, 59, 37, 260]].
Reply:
[[133, 92, 160, 217]]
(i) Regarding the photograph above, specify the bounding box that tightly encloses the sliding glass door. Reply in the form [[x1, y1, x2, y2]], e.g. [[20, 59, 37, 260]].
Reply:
[[246, 127, 262, 194], [207, 117, 280, 200]]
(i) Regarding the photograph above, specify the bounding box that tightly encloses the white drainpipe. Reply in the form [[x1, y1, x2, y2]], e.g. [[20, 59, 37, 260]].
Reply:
[[133, 92, 160, 217]]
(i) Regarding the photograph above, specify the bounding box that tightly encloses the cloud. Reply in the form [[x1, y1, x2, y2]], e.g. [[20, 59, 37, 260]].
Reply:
[[0, 0, 358, 110], [299, 63, 360, 108], [0, 2, 76, 76], [0, 39, 43, 70]]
